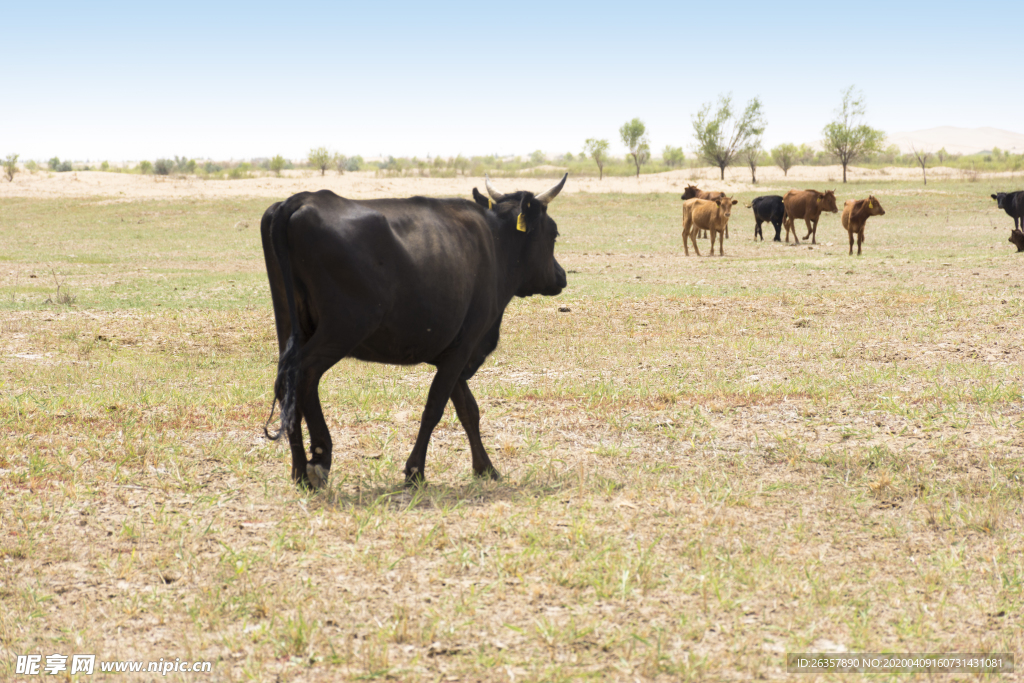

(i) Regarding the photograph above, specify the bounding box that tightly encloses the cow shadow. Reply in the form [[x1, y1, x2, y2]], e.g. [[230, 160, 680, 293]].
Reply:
[[303, 466, 599, 512]]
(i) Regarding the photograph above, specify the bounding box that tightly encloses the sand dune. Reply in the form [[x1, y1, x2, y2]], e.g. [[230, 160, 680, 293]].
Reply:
[[1, 164, 1021, 202], [885, 126, 1024, 155]]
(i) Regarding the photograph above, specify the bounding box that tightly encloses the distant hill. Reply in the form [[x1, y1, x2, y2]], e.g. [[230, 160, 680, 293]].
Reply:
[[885, 127, 1024, 155]]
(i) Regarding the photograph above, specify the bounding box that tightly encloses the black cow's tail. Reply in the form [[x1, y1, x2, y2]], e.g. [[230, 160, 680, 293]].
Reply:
[[264, 197, 306, 441]]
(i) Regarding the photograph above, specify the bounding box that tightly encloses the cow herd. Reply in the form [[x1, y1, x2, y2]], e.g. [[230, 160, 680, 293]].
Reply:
[[261, 175, 1023, 489], [683, 184, 1024, 257], [680, 184, 885, 256]]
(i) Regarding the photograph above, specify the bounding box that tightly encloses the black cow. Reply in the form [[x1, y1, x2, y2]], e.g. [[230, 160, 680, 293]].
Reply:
[[261, 174, 568, 488], [746, 195, 787, 241], [992, 191, 1024, 230]]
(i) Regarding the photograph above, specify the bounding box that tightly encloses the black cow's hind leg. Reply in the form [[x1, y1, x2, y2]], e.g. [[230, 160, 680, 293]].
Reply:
[[291, 321, 374, 490], [299, 360, 334, 490], [451, 379, 499, 480], [287, 412, 308, 485]]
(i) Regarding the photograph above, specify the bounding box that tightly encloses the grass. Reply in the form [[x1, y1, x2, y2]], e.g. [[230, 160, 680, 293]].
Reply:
[[1, 180, 1023, 680]]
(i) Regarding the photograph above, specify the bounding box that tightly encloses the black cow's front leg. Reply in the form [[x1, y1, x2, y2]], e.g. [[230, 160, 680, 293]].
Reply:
[[450, 379, 499, 480], [404, 364, 462, 485], [773, 221, 782, 242]]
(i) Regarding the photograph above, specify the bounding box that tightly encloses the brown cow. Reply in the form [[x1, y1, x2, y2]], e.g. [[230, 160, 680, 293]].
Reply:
[[841, 196, 885, 255], [681, 196, 737, 256], [681, 185, 728, 238], [782, 189, 839, 244]]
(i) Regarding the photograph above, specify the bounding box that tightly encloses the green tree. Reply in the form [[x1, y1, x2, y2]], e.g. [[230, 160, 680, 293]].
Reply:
[[530, 150, 546, 165], [100, 160, 110, 171], [308, 147, 333, 175], [821, 86, 885, 183], [910, 145, 931, 185], [691, 94, 766, 181], [270, 155, 287, 176], [3, 153, 18, 182], [583, 138, 610, 179], [771, 143, 798, 176], [619, 118, 650, 178], [154, 159, 173, 175], [48, 157, 61, 171], [334, 153, 348, 174], [662, 145, 685, 168], [742, 140, 763, 183], [797, 144, 816, 165], [138, 160, 153, 174]]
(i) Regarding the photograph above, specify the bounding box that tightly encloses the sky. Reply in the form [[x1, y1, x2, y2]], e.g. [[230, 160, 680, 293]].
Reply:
[[4, 0, 1021, 163]]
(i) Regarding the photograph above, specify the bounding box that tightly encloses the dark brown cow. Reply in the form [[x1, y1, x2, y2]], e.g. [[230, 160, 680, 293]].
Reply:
[[681, 185, 729, 239], [841, 195, 886, 255], [782, 189, 839, 244], [681, 196, 737, 256]]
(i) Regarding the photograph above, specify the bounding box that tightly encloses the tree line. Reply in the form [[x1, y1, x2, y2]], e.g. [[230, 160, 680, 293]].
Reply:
[[580, 86, 885, 184]]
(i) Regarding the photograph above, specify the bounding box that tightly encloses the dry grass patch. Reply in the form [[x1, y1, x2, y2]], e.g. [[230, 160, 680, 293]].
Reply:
[[1, 185, 1023, 680]]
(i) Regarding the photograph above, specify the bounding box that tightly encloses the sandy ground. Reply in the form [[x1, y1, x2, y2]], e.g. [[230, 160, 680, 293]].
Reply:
[[2, 165, 1020, 202]]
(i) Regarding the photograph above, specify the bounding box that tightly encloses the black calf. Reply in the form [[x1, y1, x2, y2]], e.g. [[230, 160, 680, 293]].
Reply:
[[992, 191, 1024, 230], [748, 195, 787, 241]]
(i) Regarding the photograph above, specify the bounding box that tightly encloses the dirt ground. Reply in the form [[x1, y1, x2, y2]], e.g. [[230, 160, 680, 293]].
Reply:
[[2, 165, 1020, 202]]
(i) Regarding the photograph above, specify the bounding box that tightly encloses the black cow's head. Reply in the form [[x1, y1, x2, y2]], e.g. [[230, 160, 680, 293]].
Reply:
[[479, 174, 567, 298], [992, 192, 1007, 209]]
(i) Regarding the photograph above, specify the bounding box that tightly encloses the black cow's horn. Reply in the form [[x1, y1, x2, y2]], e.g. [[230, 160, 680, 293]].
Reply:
[[534, 173, 567, 205], [484, 174, 506, 202]]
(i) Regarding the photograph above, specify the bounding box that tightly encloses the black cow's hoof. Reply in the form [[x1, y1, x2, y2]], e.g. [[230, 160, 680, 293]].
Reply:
[[474, 467, 502, 481], [404, 468, 427, 488], [308, 464, 329, 490]]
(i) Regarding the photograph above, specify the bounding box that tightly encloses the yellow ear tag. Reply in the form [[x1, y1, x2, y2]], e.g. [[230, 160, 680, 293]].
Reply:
[[817, 196, 822, 203], [516, 213, 526, 232], [487, 198, 493, 210], [868, 200, 873, 209]]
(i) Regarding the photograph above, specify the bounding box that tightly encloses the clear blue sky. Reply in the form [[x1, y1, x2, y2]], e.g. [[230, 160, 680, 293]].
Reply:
[[5, 0, 1020, 162]]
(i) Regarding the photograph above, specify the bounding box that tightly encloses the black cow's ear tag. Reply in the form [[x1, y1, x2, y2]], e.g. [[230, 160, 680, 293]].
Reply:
[[487, 198, 493, 210], [516, 213, 526, 231]]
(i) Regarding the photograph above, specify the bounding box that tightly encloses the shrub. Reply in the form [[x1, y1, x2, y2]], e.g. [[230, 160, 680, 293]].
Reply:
[[204, 161, 222, 174], [48, 157, 72, 172], [228, 162, 252, 179], [174, 156, 196, 174], [270, 155, 286, 176], [100, 161, 110, 171], [662, 145, 685, 168], [138, 160, 153, 174], [346, 156, 363, 172], [154, 159, 173, 175], [25, 160, 39, 173], [334, 153, 347, 174], [3, 153, 18, 182], [308, 147, 332, 175]]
